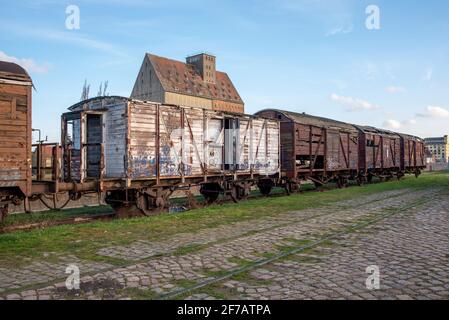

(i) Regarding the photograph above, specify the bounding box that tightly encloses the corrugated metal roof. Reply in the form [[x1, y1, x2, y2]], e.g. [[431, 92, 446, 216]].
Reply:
[[147, 54, 244, 105], [0, 60, 32, 83]]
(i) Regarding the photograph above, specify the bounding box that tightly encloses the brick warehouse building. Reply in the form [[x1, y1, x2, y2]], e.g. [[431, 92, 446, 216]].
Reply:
[[131, 53, 244, 113]]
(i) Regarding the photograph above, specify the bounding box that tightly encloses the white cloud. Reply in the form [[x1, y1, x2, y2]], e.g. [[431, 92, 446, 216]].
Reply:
[[386, 86, 406, 94], [34, 29, 126, 57], [326, 23, 353, 37], [330, 93, 379, 111], [383, 119, 402, 130], [0, 21, 126, 57], [416, 106, 449, 118], [426, 106, 449, 118], [383, 118, 417, 130], [0, 51, 50, 74]]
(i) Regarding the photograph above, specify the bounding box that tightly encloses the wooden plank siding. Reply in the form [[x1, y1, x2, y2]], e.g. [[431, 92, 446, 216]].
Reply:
[[127, 100, 279, 180], [66, 97, 279, 183], [255, 109, 359, 179], [0, 82, 32, 196]]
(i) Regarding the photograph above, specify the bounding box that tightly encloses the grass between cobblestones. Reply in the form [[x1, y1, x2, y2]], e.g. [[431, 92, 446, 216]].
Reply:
[[170, 195, 438, 300], [0, 172, 448, 269]]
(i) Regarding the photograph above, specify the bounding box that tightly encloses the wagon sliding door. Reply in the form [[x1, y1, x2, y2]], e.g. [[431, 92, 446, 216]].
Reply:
[[205, 117, 224, 173], [84, 113, 103, 179], [158, 106, 183, 177], [224, 118, 240, 171], [326, 130, 358, 172]]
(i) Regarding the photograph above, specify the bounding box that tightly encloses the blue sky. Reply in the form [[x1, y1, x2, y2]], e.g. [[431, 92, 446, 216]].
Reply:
[[1, 0, 448, 142]]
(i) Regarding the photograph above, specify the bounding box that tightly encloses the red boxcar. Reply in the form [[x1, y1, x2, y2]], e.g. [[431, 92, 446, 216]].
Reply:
[[398, 133, 426, 176], [355, 126, 402, 181]]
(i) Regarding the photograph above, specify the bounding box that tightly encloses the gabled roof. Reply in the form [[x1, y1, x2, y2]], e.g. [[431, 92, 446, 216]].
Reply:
[[147, 54, 243, 105], [0, 61, 32, 85]]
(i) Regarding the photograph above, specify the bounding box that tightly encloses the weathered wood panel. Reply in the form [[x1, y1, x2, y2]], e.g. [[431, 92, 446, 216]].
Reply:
[[183, 108, 205, 176], [159, 105, 183, 177], [205, 116, 224, 172], [103, 104, 127, 178], [128, 101, 157, 179], [0, 80, 31, 196], [65, 98, 279, 182]]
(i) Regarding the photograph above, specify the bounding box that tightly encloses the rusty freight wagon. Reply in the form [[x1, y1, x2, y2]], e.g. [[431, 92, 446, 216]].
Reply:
[[0, 61, 33, 221], [355, 126, 402, 181], [255, 109, 360, 188], [62, 97, 280, 215]]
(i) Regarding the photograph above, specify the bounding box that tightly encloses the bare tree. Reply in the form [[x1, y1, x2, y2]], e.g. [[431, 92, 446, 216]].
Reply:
[[97, 82, 103, 97], [103, 81, 109, 96], [96, 81, 109, 97], [81, 79, 90, 101]]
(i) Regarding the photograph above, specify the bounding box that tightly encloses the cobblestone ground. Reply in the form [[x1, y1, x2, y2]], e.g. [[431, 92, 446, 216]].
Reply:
[[0, 188, 448, 300]]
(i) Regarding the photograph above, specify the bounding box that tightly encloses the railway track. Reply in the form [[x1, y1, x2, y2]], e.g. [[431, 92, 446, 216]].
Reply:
[[159, 193, 432, 300], [0, 185, 416, 298]]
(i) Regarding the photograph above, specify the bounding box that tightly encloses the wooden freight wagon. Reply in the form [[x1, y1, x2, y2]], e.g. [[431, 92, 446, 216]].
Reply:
[[62, 97, 280, 215], [355, 126, 402, 181], [398, 133, 426, 176], [255, 109, 360, 188], [0, 61, 33, 221]]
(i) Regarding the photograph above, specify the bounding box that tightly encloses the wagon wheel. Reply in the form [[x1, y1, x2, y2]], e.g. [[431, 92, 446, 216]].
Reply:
[[38, 194, 71, 211], [200, 185, 220, 204], [258, 180, 274, 197], [136, 193, 159, 216], [258, 184, 272, 196], [367, 174, 373, 183], [137, 189, 170, 216], [397, 172, 405, 180]]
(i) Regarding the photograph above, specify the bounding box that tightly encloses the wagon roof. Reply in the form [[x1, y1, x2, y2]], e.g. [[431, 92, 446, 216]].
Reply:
[[68, 96, 131, 111], [395, 132, 423, 141], [353, 125, 423, 141], [68, 96, 263, 120], [358, 125, 399, 136], [147, 54, 244, 105], [0, 60, 32, 84], [258, 109, 357, 131]]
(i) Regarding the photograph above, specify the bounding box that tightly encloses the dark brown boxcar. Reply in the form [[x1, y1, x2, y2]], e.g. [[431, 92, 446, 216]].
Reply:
[[397, 133, 426, 176], [0, 61, 33, 221], [355, 126, 401, 181], [255, 109, 359, 188]]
